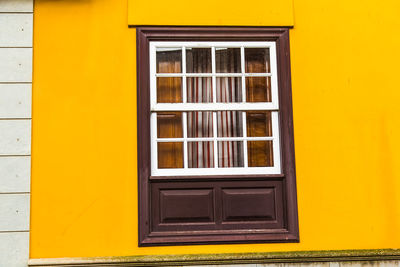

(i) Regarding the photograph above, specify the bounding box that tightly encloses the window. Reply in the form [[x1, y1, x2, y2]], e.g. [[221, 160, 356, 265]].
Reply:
[[150, 42, 281, 176], [137, 27, 299, 246]]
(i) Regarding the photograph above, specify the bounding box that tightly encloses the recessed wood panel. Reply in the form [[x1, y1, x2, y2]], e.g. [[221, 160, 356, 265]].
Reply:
[[160, 189, 214, 223], [222, 188, 276, 222], [150, 179, 285, 240]]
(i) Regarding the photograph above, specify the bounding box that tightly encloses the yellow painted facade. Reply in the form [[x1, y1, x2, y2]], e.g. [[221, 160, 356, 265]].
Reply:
[[31, 0, 400, 259], [128, 0, 294, 26]]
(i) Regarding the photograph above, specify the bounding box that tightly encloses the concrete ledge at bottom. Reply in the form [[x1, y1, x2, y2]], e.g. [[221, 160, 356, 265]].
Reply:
[[28, 249, 400, 266]]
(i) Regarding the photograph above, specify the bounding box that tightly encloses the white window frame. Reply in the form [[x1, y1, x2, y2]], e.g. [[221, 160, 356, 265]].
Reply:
[[149, 41, 281, 176]]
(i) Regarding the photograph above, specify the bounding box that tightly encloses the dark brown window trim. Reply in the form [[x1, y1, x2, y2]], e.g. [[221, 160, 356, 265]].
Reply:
[[137, 27, 299, 246]]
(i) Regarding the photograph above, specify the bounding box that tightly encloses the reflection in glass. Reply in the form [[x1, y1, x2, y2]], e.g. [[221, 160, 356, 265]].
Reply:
[[187, 77, 213, 103], [187, 112, 213, 138], [218, 141, 244, 168], [216, 77, 242, 102], [246, 111, 272, 137], [217, 111, 243, 137], [158, 142, 183, 168], [248, 141, 273, 167], [157, 112, 183, 138], [216, 48, 241, 73], [156, 48, 182, 73], [157, 77, 182, 103], [188, 142, 214, 168], [245, 48, 270, 73], [186, 48, 212, 73], [246, 77, 271, 102]]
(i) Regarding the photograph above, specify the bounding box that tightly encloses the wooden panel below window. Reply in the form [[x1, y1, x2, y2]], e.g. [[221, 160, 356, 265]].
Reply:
[[222, 188, 276, 222], [150, 179, 284, 240], [160, 189, 214, 223]]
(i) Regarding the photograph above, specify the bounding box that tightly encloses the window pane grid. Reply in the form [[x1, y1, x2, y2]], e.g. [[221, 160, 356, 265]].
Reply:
[[155, 110, 277, 169], [151, 42, 280, 175]]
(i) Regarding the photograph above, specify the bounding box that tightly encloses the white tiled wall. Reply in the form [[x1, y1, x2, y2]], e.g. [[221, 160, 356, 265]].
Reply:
[[0, 1, 33, 266]]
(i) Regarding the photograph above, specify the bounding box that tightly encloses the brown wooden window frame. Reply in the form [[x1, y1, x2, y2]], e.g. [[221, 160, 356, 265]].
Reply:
[[137, 27, 299, 246]]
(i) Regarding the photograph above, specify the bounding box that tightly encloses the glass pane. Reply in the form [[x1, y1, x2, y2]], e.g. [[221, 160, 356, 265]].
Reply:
[[188, 141, 214, 168], [216, 77, 242, 102], [186, 48, 212, 73], [218, 141, 244, 168], [187, 77, 213, 103], [156, 48, 182, 73], [245, 48, 270, 73], [217, 111, 243, 137], [158, 142, 183, 168], [246, 111, 272, 137], [247, 141, 274, 167], [157, 112, 183, 138], [216, 48, 241, 73], [157, 77, 182, 103], [246, 77, 271, 102], [187, 112, 213, 138]]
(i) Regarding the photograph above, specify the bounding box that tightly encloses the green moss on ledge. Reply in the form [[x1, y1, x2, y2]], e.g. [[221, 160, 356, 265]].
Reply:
[[29, 249, 400, 266]]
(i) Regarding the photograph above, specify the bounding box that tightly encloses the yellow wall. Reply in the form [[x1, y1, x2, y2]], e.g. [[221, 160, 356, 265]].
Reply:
[[128, 0, 294, 26], [31, 0, 400, 259]]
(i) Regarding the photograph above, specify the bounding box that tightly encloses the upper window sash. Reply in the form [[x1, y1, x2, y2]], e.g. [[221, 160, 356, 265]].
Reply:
[[149, 41, 280, 112]]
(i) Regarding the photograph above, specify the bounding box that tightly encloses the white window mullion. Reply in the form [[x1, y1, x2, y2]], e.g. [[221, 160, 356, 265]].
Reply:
[[149, 43, 157, 111], [155, 73, 271, 78], [269, 43, 280, 108], [182, 47, 188, 169], [182, 47, 187, 103], [157, 136, 273, 142], [240, 46, 248, 168], [213, 111, 218, 169], [242, 112, 248, 168], [240, 46, 246, 103], [150, 112, 158, 173], [152, 103, 278, 112], [211, 47, 216, 103], [271, 111, 281, 173], [211, 47, 218, 169], [150, 43, 158, 173], [183, 112, 188, 169]]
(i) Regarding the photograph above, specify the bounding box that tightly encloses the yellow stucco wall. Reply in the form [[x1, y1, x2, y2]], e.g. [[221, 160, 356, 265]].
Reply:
[[128, 0, 294, 26], [31, 0, 400, 259]]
